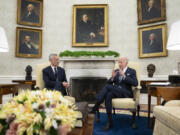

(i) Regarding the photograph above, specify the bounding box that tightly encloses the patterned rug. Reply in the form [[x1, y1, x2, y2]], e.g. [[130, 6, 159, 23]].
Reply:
[[93, 112, 153, 135]]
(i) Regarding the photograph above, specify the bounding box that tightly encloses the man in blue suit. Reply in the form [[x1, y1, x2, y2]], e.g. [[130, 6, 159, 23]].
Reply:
[[90, 57, 138, 130], [43, 53, 69, 95]]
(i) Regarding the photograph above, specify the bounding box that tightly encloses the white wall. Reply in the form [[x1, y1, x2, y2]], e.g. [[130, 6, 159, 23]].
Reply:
[[0, 0, 180, 78]]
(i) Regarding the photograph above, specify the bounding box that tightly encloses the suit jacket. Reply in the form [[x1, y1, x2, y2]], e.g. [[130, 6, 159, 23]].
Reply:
[[142, 7, 161, 20], [43, 66, 67, 95], [19, 42, 38, 54], [143, 39, 163, 54], [107, 67, 138, 97], [22, 11, 39, 23]]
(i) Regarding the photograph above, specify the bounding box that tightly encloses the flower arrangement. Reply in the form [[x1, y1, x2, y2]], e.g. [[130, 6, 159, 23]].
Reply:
[[0, 89, 79, 135]]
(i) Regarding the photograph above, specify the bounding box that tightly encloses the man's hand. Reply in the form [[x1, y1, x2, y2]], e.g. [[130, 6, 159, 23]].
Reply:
[[62, 82, 70, 88], [6, 123, 18, 135], [58, 125, 70, 135], [119, 68, 126, 79], [112, 70, 117, 79], [90, 32, 96, 38]]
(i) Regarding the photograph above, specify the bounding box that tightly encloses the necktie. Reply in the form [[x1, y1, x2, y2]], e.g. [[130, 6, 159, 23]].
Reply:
[[54, 67, 58, 80], [118, 75, 122, 83]]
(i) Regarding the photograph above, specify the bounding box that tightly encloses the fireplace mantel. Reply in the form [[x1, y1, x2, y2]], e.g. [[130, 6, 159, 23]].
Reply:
[[60, 57, 118, 62], [60, 57, 116, 81]]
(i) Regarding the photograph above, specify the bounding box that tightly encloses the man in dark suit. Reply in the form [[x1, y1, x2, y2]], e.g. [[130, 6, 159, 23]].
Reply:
[[43, 53, 69, 95], [142, 0, 161, 20], [90, 57, 138, 130], [19, 35, 38, 54], [143, 33, 163, 54], [22, 4, 39, 23]]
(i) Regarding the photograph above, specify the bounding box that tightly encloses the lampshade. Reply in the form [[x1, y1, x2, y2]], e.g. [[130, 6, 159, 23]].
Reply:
[[0, 27, 9, 52]]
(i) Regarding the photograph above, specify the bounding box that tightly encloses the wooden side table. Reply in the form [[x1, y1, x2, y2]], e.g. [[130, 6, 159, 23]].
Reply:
[[68, 114, 95, 135], [12, 80, 36, 90], [148, 85, 180, 128], [140, 80, 168, 93], [0, 84, 19, 104]]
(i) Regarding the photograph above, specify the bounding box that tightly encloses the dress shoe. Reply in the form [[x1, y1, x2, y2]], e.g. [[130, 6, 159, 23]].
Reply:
[[103, 121, 113, 131], [88, 108, 96, 114]]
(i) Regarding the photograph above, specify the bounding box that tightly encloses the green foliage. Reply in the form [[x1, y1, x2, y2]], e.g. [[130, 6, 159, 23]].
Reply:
[[59, 50, 120, 58], [0, 119, 9, 135], [49, 127, 58, 135], [46, 101, 50, 107]]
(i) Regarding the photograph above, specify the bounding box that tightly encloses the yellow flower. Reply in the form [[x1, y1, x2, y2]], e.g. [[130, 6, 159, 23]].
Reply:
[[0, 89, 79, 134], [0, 123, 3, 132]]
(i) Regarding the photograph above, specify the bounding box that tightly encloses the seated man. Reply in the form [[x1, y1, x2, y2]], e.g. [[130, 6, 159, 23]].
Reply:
[[43, 53, 69, 95], [90, 57, 138, 130]]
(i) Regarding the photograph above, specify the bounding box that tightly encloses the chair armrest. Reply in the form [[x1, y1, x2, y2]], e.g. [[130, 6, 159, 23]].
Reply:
[[132, 86, 141, 106]]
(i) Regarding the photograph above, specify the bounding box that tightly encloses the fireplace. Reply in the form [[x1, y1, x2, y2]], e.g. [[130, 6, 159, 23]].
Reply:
[[70, 77, 107, 103]]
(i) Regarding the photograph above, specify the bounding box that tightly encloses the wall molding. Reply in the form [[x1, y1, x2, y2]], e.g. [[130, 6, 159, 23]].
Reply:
[[0, 75, 168, 83], [0, 75, 36, 83]]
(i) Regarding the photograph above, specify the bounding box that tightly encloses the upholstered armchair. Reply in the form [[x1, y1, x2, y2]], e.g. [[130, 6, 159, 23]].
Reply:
[[97, 62, 141, 128], [153, 100, 180, 135], [35, 63, 75, 103]]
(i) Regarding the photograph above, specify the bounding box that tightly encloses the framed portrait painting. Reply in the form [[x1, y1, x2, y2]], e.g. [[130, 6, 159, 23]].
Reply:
[[137, 0, 166, 25], [16, 27, 42, 58], [138, 24, 167, 58], [72, 4, 108, 47], [17, 0, 43, 27]]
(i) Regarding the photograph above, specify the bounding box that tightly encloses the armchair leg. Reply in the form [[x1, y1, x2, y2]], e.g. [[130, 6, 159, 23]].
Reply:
[[113, 108, 116, 115], [137, 105, 140, 118], [96, 108, 100, 122], [132, 111, 136, 129]]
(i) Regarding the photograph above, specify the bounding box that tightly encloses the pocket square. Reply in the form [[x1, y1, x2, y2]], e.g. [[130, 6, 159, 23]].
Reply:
[[126, 73, 130, 76]]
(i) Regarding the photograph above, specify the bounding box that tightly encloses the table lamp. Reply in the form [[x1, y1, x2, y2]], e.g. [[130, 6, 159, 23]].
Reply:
[[167, 20, 180, 85], [0, 27, 9, 52]]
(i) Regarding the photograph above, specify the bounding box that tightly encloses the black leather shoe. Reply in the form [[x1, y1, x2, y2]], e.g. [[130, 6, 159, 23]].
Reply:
[[88, 108, 96, 114], [103, 121, 113, 131]]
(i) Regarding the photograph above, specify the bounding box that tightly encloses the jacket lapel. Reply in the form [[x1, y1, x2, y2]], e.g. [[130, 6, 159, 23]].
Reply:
[[49, 66, 56, 79]]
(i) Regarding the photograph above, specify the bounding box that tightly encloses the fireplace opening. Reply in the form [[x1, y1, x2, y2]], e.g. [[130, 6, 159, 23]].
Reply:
[[70, 77, 108, 103]]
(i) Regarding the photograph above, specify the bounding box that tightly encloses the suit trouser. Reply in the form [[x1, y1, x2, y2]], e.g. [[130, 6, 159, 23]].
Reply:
[[96, 84, 132, 114], [55, 82, 66, 95]]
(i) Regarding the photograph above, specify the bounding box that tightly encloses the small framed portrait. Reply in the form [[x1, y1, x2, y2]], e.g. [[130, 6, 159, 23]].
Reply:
[[137, 0, 166, 25], [17, 0, 43, 27], [138, 24, 167, 58], [72, 4, 108, 47], [16, 27, 42, 58]]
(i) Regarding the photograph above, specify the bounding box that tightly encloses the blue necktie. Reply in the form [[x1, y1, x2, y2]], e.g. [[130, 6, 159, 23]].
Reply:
[[118, 74, 122, 83]]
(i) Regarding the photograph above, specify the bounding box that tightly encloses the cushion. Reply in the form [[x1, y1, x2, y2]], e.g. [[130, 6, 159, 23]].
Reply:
[[165, 100, 180, 107], [153, 106, 180, 133], [76, 102, 88, 122], [64, 96, 75, 103], [112, 98, 136, 109]]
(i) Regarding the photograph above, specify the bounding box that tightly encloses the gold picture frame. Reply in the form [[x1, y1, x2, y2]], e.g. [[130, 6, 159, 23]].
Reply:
[[137, 0, 166, 25], [17, 0, 43, 27], [72, 4, 108, 47], [138, 24, 167, 58], [16, 27, 42, 58]]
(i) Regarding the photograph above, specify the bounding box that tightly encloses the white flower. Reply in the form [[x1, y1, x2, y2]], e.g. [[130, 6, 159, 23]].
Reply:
[[32, 103, 38, 110], [45, 108, 53, 117], [46, 92, 52, 99], [52, 120, 58, 129]]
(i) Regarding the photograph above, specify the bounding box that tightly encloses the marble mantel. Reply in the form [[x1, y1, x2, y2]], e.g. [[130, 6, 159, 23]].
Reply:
[[59, 57, 118, 81]]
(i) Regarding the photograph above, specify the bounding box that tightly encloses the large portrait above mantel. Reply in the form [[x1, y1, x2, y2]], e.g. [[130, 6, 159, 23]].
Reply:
[[72, 4, 108, 47], [137, 0, 166, 25]]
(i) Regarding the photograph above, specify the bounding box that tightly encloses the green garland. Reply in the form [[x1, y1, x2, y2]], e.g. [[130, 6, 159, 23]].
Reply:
[[59, 50, 120, 58]]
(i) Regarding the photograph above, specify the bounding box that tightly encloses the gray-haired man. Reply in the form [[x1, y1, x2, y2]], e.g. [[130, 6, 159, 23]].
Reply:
[[43, 53, 69, 95]]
